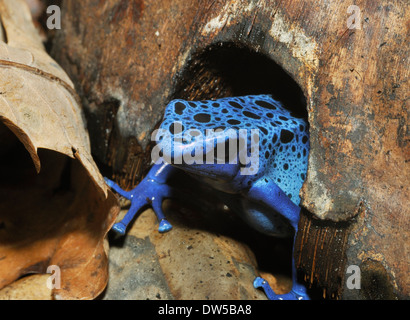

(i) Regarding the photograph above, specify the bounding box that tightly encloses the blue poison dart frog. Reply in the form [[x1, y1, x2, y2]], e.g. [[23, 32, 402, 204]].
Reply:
[[104, 94, 310, 300]]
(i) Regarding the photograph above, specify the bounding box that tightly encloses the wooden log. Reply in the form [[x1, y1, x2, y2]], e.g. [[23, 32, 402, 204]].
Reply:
[[51, 0, 409, 299]]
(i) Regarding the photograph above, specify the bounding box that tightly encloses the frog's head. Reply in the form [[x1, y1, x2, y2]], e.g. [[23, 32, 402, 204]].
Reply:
[[152, 94, 309, 202], [151, 98, 262, 190]]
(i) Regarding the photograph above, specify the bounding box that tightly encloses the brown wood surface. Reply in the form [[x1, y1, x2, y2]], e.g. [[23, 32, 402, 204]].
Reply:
[[50, 0, 409, 299]]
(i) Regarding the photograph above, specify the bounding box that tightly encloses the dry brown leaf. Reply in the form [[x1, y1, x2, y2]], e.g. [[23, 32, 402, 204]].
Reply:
[[0, 0, 119, 299]]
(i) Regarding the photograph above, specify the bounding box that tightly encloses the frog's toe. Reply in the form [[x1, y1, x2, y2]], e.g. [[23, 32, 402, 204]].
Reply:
[[104, 177, 115, 188], [112, 222, 127, 235], [253, 277, 266, 288], [158, 219, 173, 233], [253, 277, 309, 300]]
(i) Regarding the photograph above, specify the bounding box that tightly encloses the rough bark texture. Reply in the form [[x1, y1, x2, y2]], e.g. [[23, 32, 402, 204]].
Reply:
[[51, 0, 408, 299]]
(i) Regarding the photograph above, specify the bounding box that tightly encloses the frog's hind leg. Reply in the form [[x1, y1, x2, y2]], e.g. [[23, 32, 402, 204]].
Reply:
[[253, 233, 310, 300], [247, 178, 310, 300], [252, 223, 310, 300], [254, 273, 308, 300]]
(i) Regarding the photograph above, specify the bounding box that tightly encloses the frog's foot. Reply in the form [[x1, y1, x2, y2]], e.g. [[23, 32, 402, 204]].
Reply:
[[105, 175, 173, 235], [112, 221, 127, 235], [158, 219, 173, 233], [253, 277, 310, 300]]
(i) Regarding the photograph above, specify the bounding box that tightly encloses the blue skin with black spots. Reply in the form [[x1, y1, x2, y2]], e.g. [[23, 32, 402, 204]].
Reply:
[[104, 94, 310, 300]]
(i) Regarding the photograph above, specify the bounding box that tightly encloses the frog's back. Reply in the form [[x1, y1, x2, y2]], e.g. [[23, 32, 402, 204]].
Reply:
[[162, 94, 309, 205]]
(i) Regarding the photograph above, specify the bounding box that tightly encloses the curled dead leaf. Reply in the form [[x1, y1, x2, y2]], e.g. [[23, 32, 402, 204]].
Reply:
[[0, 0, 119, 299]]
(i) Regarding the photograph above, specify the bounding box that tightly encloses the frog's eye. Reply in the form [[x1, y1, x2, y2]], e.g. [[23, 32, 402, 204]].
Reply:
[[212, 129, 240, 164], [214, 139, 236, 163]]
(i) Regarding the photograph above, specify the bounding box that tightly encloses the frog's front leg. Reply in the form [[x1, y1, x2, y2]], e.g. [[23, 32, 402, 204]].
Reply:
[[247, 178, 310, 300], [105, 163, 176, 235]]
